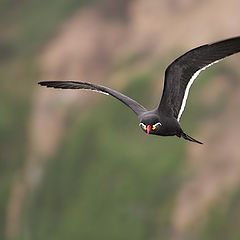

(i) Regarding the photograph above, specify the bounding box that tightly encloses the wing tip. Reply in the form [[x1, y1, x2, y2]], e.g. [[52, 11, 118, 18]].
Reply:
[[38, 80, 54, 87], [38, 81, 47, 86], [38, 80, 64, 88]]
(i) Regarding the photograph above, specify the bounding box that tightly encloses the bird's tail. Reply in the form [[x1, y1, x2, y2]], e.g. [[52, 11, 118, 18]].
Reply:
[[180, 131, 203, 144]]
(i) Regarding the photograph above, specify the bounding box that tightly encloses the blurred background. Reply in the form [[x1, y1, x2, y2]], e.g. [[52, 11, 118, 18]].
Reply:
[[1, 0, 240, 239]]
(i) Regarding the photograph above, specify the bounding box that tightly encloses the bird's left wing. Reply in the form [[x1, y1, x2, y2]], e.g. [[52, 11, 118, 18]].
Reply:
[[158, 36, 240, 121], [39, 81, 146, 115]]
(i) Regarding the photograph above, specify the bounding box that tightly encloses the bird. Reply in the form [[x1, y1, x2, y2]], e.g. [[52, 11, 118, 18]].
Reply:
[[39, 36, 240, 144]]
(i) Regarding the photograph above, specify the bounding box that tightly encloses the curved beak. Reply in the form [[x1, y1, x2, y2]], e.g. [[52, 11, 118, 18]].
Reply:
[[146, 125, 152, 134]]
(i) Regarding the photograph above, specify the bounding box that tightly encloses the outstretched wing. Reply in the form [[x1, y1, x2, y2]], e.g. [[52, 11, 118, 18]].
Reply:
[[39, 81, 146, 115], [158, 36, 240, 121]]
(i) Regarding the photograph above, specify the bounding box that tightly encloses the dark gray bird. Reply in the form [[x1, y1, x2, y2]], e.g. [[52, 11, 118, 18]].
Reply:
[[39, 36, 240, 144]]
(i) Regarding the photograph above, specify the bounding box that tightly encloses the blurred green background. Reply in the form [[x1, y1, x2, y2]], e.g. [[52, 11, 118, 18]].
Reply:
[[1, 0, 240, 240]]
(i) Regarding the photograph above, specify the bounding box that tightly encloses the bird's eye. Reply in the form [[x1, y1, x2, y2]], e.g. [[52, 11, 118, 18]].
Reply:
[[152, 122, 162, 130], [139, 123, 147, 130]]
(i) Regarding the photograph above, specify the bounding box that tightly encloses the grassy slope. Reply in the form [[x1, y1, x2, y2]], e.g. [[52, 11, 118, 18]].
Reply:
[[1, 1, 240, 239]]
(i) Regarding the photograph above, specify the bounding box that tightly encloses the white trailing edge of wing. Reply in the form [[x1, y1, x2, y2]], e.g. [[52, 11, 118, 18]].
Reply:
[[177, 60, 220, 121]]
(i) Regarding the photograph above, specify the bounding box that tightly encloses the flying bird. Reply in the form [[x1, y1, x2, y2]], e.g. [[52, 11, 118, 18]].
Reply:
[[39, 36, 240, 144]]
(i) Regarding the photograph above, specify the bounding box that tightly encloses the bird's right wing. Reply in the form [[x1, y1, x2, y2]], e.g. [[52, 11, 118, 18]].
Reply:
[[39, 81, 146, 116]]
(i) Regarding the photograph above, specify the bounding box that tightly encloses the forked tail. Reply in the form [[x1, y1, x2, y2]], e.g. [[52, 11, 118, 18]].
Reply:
[[180, 131, 203, 144]]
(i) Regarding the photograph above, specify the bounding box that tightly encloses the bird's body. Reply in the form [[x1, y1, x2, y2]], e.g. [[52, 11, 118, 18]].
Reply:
[[39, 36, 240, 144]]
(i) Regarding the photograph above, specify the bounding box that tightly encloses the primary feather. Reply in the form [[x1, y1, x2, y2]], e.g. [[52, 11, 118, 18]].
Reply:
[[39, 81, 146, 115]]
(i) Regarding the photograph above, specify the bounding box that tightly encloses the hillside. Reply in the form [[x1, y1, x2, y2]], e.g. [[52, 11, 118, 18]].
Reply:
[[1, 0, 240, 240]]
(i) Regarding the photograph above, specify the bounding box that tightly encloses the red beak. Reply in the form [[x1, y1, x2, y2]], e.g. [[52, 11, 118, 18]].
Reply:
[[146, 125, 152, 134]]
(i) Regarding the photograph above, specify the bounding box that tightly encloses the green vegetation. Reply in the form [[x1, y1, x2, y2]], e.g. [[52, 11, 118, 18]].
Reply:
[[1, 1, 240, 240]]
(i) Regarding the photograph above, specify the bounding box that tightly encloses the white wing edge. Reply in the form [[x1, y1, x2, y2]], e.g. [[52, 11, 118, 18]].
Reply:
[[87, 89, 109, 96], [177, 60, 220, 122]]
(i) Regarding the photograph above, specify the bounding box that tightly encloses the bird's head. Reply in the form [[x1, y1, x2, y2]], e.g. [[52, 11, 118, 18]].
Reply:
[[139, 115, 162, 135]]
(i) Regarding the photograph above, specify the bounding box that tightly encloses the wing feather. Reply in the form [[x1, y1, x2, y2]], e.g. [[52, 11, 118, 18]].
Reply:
[[158, 36, 240, 121], [39, 81, 146, 115]]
